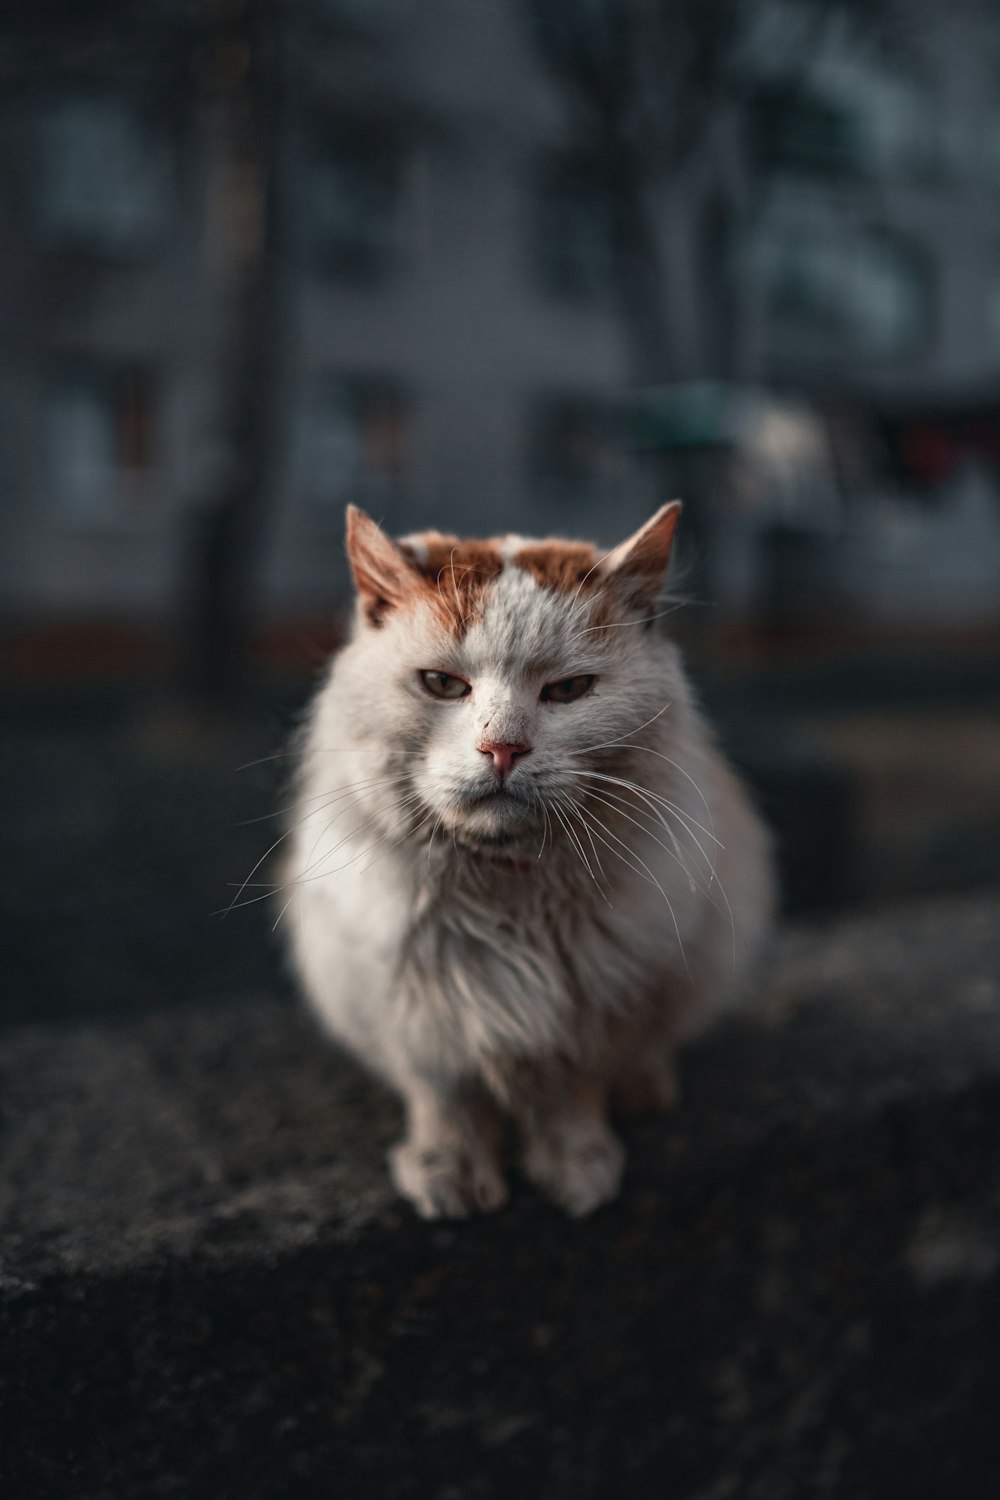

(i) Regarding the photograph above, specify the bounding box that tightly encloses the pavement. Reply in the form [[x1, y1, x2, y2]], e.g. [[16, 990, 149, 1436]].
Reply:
[[4, 888, 1000, 1499]]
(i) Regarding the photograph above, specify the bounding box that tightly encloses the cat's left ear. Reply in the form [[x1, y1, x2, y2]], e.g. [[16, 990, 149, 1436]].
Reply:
[[600, 501, 682, 608]]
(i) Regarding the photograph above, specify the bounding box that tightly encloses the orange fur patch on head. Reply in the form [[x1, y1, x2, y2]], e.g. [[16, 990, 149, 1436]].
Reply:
[[347, 505, 680, 637], [512, 542, 602, 595], [346, 508, 505, 635], [514, 505, 682, 627], [400, 532, 504, 634]]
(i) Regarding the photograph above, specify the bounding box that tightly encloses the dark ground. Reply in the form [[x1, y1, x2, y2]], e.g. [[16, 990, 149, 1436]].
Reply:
[[3, 893, 1000, 1499]]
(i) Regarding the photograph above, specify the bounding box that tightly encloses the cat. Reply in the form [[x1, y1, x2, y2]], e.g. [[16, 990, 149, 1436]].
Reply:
[[280, 502, 775, 1218]]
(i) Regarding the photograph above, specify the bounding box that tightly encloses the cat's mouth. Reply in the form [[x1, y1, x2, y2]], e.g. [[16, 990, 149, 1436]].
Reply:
[[448, 781, 541, 847], [468, 788, 518, 807], [453, 827, 540, 865], [457, 828, 521, 849], [461, 782, 531, 813]]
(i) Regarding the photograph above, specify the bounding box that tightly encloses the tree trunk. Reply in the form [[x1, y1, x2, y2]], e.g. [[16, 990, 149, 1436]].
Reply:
[[180, 0, 285, 709]]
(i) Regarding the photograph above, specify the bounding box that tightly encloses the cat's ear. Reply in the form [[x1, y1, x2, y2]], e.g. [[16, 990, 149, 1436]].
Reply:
[[600, 501, 681, 609], [345, 505, 421, 626]]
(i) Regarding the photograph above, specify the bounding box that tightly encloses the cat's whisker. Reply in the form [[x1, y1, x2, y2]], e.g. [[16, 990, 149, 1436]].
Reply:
[[579, 602, 684, 634], [297, 790, 425, 883], [549, 799, 612, 908], [226, 827, 301, 915], [351, 813, 432, 882], [271, 890, 297, 933], [566, 581, 613, 632], [556, 791, 610, 889], [548, 799, 586, 877], [632, 785, 722, 877], [574, 769, 722, 849], [426, 810, 445, 865], [214, 884, 292, 913], [553, 792, 602, 884], [575, 774, 736, 966], [576, 699, 674, 755], [575, 772, 688, 857], [294, 786, 420, 884], [338, 804, 438, 881], [281, 796, 427, 892], [566, 542, 618, 612], [234, 747, 426, 773], [575, 782, 697, 879], [235, 773, 413, 826], [580, 741, 718, 845], [295, 779, 415, 882], [571, 800, 690, 978], [227, 792, 375, 915], [228, 773, 415, 913], [574, 782, 723, 914], [537, 803, 553, 862], [237, 806, 301, 827]]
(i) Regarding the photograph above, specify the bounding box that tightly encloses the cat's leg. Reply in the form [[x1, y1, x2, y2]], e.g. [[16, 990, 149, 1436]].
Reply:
[[520, 1074, 625, 1218], [388, 1074, 508, 1220], [613, 1047, 681, 1117], [610, 994, 691, 1117]]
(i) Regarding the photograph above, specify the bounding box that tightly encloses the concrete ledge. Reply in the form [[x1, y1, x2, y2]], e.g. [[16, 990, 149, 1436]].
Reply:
[[3, 891, 1000, 1498]]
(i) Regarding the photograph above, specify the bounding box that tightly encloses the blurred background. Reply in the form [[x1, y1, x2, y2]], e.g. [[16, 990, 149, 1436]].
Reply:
[[2, 0, 999, 1027]]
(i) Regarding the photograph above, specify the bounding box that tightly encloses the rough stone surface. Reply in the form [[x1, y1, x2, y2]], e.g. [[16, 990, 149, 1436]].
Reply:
[[3, 890, 1000, 1498]]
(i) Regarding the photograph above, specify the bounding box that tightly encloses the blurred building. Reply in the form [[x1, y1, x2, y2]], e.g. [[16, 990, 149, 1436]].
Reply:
[[2, 0, 1000, 632]]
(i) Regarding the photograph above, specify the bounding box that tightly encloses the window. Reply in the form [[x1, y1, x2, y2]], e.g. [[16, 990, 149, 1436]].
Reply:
[[44, 371, 157, 520], [750, 192, 932, 358], [303, 130, 402, 278], [746, 5, 943, 180], [290, 376, 409, 515], [753, 84, 864, 175], [863, 68, 940, 178], [37, 98, 170, 254], [532, 158, 616, 302]]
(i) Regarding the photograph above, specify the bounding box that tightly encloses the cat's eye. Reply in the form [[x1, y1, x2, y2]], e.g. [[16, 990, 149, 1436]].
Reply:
[[419, 669, 471, 700], [541, 674, 595, 704]]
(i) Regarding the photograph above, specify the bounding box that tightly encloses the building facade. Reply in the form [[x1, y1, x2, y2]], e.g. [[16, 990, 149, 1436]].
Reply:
[[2, 0, 1000, 627]]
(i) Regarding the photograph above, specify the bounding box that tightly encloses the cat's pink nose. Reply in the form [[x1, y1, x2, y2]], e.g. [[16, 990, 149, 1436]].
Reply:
[[478, 741, 532, 778]]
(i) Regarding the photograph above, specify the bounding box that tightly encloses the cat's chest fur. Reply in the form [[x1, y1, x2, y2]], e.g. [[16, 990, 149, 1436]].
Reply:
[[387, 854, 679, 1075]]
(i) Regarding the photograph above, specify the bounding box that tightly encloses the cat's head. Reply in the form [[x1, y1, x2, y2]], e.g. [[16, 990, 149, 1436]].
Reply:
[[341, 503, 683, 853]]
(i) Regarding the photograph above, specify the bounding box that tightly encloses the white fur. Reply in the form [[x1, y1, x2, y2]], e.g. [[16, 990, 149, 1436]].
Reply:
[[282, 522, 776, 1218]]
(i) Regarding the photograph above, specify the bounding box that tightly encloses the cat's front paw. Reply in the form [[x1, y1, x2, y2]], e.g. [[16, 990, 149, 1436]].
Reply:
[[389, 1138, 508, 1220], [523, 1124, 625, 1218]]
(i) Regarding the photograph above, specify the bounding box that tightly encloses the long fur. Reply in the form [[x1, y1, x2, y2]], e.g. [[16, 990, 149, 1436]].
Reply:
[[278, 505, 776, 1218]]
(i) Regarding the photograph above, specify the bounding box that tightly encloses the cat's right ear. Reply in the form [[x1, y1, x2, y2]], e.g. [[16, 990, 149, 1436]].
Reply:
[[345, 506, 421, 626]]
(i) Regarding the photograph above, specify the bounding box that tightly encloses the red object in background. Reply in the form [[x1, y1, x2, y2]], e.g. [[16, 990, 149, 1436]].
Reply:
[[962, 416, 1000, 469], [115, 371, 155, 473], [888, 403, 1000, 486], [898, 423, 958, 484]]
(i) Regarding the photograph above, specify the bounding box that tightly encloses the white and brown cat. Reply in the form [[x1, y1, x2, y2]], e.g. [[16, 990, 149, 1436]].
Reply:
[[283, 503, 775, 1218]]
